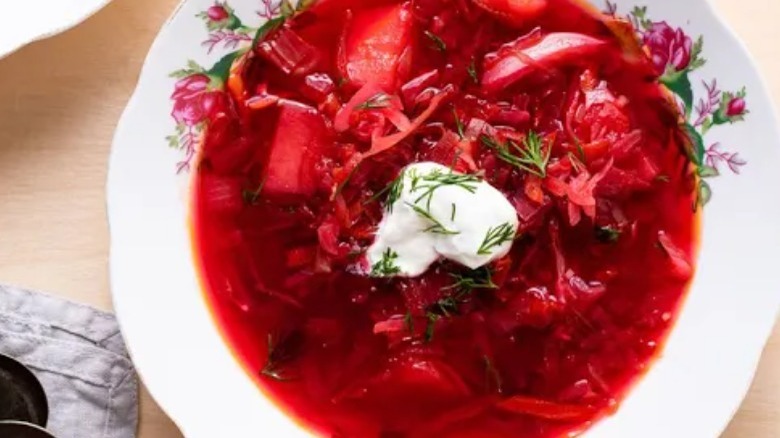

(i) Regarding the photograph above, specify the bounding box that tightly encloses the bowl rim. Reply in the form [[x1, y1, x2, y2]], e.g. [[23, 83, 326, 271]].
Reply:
[[0, 0, 115, 60]]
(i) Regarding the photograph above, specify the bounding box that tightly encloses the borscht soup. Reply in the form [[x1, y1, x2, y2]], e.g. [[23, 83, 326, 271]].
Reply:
[[192, 0, 698, 436]]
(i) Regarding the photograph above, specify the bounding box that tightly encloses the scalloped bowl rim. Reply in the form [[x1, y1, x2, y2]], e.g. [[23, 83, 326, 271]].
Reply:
[[0, 0, 115, 60]]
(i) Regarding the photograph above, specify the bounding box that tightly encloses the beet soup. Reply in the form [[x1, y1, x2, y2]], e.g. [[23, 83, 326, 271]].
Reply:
[[192, 0, 699, 436]]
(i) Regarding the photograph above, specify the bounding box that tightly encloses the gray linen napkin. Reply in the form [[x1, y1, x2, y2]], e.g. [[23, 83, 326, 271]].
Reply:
[[0, 285, 138, 438]]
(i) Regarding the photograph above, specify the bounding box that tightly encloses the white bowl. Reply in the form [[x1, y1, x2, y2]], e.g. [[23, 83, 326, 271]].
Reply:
[[108, 0, 780, 437], [0, 0, 114, 59]]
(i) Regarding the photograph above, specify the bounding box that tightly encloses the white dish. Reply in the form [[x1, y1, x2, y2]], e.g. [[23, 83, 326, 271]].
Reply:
[[108, 0, 780, 437], [0, 0, 114, 59]]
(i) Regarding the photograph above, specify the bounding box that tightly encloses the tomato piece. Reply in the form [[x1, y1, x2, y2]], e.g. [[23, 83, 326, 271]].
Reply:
[[482, 32, 606, 94], [263, 100, 331, 197], [341, 2, 414, 89]]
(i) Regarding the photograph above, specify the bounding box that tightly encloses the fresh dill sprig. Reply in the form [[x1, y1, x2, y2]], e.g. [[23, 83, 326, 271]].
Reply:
[[453, 107, 466, 140], [385, 175, 405, 211], [595, 225, 622, 244], [332, 161, 364, 200], [424, 267, 497, 341], [242, 177, 267, 205], [444, 267, 498, 294], [478, 223, 516, 256], [411, 169, 480, 211], [404, 312, 415, 334], [371, 248, 401, 277], [483, 355, 504, 393], [366, 172, 406, 211], [406, 202, 460, 235], [401, 168, 480, 236], [355, 92, 391, 110], [480, 131, 551, 178], [424, 30, 447, 52], [467, 57, 479, 84], [425, 313, 440, 342]]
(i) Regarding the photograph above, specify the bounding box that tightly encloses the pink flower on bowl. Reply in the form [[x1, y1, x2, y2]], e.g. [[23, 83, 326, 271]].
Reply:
[[207, 4, 230, 22], [171, 74, 226, 126], [726, 96, 747, 117], [643, 21, 693, 74]]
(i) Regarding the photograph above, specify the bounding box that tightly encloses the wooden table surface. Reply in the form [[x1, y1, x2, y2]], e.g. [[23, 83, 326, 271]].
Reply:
[[0, 0, 777, 436]]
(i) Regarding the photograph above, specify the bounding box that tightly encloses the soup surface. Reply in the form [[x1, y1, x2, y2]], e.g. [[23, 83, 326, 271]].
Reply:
[[193, 0, 698, 436]]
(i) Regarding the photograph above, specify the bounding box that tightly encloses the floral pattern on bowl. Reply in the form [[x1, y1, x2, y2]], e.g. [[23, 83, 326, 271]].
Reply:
[[167, 0, 751, 210]]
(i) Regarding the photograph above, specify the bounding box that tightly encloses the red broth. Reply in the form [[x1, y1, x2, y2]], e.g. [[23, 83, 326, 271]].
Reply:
[[193, 0, 698, 436]]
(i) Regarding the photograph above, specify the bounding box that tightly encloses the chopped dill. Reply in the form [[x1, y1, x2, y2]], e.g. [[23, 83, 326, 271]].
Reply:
[[480, 131, 551, 178], [355, 92, 391, 110], [371, 248, 401, 277], [406, 202, 460, 235], [478, 223, 516, 256], [424, 30, 447, 52]]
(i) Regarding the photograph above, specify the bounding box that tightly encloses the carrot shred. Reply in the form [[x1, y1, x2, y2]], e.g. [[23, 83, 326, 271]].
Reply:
[[364, 90, 450, 159], [334, 81, 385, 132], [227, 52, 249, 105], [524, 175, 545, 204]]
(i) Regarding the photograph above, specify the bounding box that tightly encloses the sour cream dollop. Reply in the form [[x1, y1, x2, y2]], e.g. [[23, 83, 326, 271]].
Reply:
[[367, 162, 519, 277]]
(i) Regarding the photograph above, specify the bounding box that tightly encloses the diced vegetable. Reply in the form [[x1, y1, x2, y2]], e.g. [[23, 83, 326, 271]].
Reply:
[[301, 73, 336, 103], [263, 100, 331, 197], [341, 2, 414, 88], [257, 27, 322, 76]]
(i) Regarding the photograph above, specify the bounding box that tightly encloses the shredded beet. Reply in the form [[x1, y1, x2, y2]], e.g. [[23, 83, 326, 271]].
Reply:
[[193, 0, 698, 437]]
